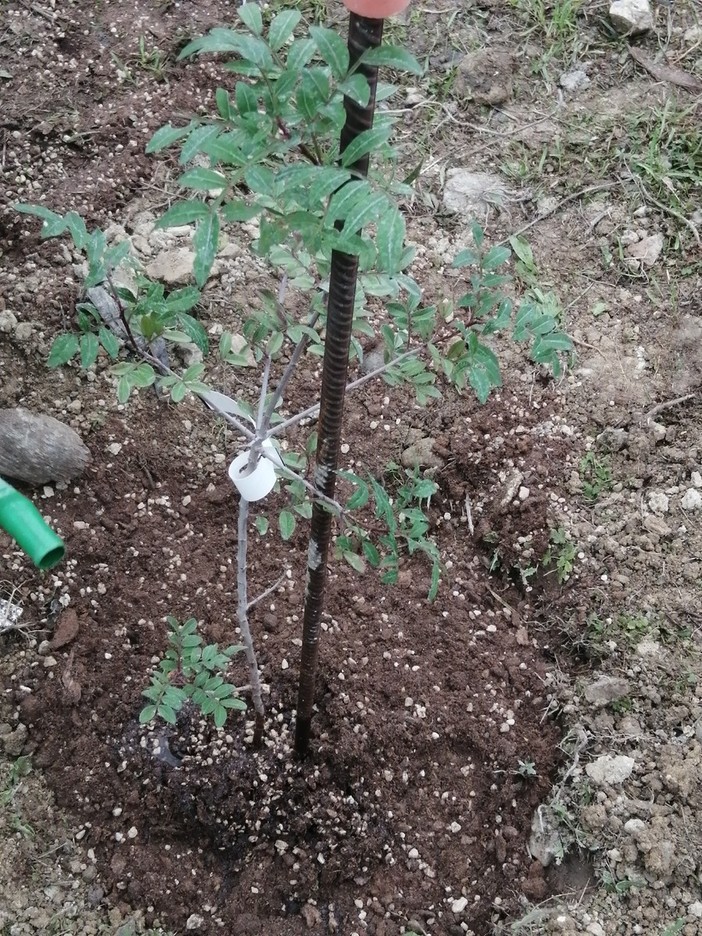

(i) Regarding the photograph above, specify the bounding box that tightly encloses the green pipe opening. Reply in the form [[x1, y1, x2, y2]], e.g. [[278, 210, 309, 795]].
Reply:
[[0, 478, 66, 570]]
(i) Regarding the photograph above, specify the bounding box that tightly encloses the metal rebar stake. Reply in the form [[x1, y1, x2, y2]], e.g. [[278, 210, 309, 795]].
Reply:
[[295, 13, 384, 757]]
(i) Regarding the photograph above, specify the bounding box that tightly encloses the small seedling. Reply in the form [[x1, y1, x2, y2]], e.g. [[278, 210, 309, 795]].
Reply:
[[0, 755, 32, 806], [542, 527, 577, 583], [515, 759, 537, 778], [600, 868, 634, 895], [140, 617, 247, 729], [579, 451, 612, 503], [661, 920, 685, 936]]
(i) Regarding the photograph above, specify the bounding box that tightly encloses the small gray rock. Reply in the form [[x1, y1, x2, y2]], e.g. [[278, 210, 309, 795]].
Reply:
[[401, 437, 444, 470], [625, 232, 663, 267], [146, 247, 197, 285], [0, 311, 17, 334], [596, 427, 628, 452], [647, 491, 669, 514], [442, 169, 510, 218], [644, 839, 677, 877], [559, 69, 590, 93], [455, 49, 514, 106], [643, 515, 672, 537], [619, 715, 643, 738], [585, 754, 635, 785], [583, 675, 630, 707], [681, 488, 702, 511], [186, 914, 205, 930], [2, 722, 28, 757], [609, 0, 653, 34], [647, 420, 667, 443], [623, 818, 647, 839]]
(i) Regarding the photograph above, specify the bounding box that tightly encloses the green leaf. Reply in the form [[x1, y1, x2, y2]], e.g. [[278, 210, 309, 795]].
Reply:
[[117, 376, 131, 404], [326, 179, 371, 226], [131, 364, 156, 388], [171, 382, 187, 403], [297, 68, 330, 120], [139, 705, 157, 724], [341, 191, 387, 236], [287, 37, 316, 71], [482, 245, 511, 271], [47, 334, 79, 368], [362, 541, 381, 566], [428, 561, 441, 602], [309, 26, 349, 79], [146, 122, 193, 154], [360, 45, 423, 75], [376, 205, 405, 273], [341, 124, 393, 168], [215, 87, 231, 120], [166, 286, 201, 313], [104, 240, 132, 272], [508, 235, 533, 268], [244, 164, 275, 194], [20, 204, 68, 238], [343, 551, 366, 573], [236, 81, 258, 116], [232, 34, 273, 69], [178, 167, 227, 191], [98, 326, 121, 359], [213, 705, 227, 729], [179, 125, 221, 165], [182, 362, 205, 383], [533, 332, 573, 353], [79, 332, 99, 369], [65, 211, 89, 250], [162, 328, 193, 344], [237, 2, 263, 34], [193, 211, 220, 287], [255, 515, 269, 536], [221, 200, 260, 222], [452, 247, 479, 268], [469, 367, 492, 404], [470, 221, 485, 248], [155, 199, 209, 228], [177, 313, 209, 354], [337, 73, 370, 107], [178, 28, 243, 59], [269, 9, 301, 50], [158, 704, 177, 725], [278, 510, 296, 541]]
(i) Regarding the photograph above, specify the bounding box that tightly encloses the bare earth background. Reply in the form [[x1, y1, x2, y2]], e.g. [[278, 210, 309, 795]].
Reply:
[[0, 1, 701, 935]]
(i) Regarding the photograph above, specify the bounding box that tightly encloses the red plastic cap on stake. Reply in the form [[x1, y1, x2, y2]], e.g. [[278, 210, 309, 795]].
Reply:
[[341, 0, 410, 17]]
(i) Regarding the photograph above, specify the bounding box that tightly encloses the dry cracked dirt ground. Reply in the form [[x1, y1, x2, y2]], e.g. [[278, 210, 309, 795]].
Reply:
[[0, 1, 701, 935]]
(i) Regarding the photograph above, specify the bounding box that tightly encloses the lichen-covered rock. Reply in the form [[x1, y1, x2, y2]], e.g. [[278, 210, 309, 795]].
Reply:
[[0, 408, 90, 484]]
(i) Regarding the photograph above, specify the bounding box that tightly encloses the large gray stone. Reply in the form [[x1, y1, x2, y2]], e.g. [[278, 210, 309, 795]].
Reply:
[[0, 408, 90, 485]]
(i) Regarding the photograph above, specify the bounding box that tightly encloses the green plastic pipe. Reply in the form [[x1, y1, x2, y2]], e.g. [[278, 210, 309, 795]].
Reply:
[[0, 477, 65, 570]]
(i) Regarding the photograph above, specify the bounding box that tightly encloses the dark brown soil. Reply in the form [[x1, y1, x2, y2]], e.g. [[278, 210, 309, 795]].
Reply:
[[5, 380, 565, 935]]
